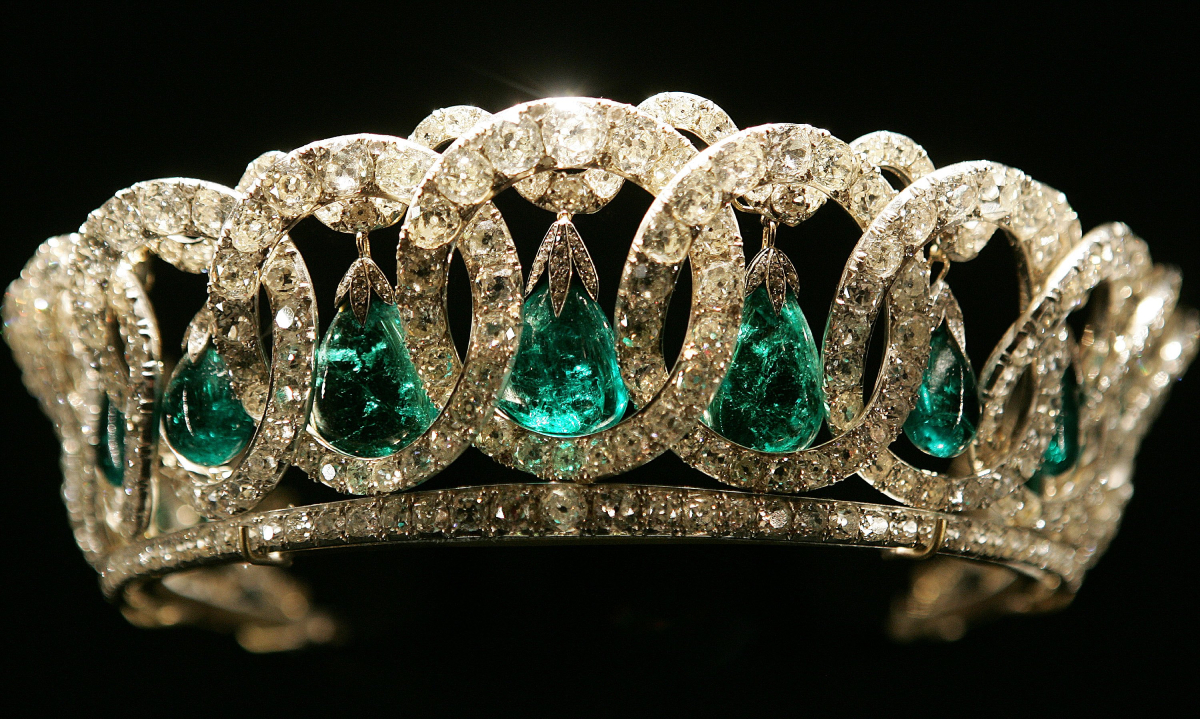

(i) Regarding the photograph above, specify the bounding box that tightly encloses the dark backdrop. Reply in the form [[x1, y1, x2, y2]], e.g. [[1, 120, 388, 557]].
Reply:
[[3, 5, 1195, 713]]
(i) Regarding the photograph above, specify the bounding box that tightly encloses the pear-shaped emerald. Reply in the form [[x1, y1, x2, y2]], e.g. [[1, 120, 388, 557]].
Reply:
[[162, 346, 257, 466], [312, 301, 436, 457], [97, 395, 124, 486], [498, 281, 629, 436], [702, 285, 824, 452], [903, 322, 980, 458], [1028, 367, 1080, 491]]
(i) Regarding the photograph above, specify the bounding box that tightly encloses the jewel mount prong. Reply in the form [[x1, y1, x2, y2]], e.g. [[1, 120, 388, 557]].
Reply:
[[744, 218, 801, 313], [334, 230, 396, 325], [525, 210, 600, 317]]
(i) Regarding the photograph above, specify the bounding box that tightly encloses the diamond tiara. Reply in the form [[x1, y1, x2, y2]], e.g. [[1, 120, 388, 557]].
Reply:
[[5, 93, 1195, 650]]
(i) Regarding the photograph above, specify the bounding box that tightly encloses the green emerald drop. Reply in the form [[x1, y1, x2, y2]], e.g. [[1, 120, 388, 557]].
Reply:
[[903, 322, 980, 458], [312, 300, 436, 458], [97, 395, 124, 487], [162, 346, 257, 467], [1028, 367, 1080, 491], [702, 285, 824, 452], [498, 281, 629, 436]]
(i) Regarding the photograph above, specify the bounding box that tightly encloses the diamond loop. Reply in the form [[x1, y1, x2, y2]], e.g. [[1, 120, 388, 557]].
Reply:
[[209, 133, 523, 500], [830, 161, 1130, 513], [68, 177, 247, 537], [468, 97, 742, 481], [672, 123, 921, 496]]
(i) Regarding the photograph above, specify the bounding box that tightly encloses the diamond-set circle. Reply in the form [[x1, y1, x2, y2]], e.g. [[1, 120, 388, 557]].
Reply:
[[671, 123, 921, 496]]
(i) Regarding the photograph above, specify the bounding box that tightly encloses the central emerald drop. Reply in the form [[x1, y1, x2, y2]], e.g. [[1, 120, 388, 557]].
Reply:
[[162, 346, 257, 467], [498, 281, 629, 436], [702, 285, 824, 452], [312, 301, 437, 457], [903, 322, 980, 458]]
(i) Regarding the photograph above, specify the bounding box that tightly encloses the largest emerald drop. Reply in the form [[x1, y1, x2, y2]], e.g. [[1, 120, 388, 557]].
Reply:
[[702, 285, 824, 452], [311, 301, 436, 457], [498, 281, 629, 436]]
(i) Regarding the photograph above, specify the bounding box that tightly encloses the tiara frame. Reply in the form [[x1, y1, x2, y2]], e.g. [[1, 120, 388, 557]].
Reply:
[[4, 92, 1195, 647]]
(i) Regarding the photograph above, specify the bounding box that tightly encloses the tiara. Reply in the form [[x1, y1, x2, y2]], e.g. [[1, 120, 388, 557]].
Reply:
[[5, 93, 1195, 651]]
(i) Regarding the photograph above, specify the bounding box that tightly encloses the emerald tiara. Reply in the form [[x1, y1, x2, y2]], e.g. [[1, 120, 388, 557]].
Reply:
[[5, 93, 1194, 651]]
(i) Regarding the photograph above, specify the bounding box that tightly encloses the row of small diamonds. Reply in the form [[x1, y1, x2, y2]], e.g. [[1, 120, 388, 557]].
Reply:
[[97, 485, 1080, 598]]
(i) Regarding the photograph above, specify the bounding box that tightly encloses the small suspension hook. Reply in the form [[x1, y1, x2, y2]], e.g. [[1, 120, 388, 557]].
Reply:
[[355, 231, 372, 260], [761, 217, 778, 251], [928, 243, 951, 283]]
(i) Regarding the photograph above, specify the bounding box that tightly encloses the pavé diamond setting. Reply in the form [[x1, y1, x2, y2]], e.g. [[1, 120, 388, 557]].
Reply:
[[4, 92, 1195, 650]]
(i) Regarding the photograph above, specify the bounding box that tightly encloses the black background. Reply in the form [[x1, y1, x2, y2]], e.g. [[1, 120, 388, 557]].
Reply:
[[3, 4, 1196, 713]]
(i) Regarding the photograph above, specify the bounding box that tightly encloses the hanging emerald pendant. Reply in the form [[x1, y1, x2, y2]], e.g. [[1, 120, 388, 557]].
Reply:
[[902, 278, 981, 459], [702, 219, 825, 452], [311, 231, 436, 457], [498, 212, 630, 436], [162, 309, 257, 468]]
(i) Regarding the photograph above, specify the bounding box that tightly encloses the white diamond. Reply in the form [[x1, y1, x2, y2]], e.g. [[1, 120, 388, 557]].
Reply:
[[192, 187, 232, 238], [769, 126, 812, 181], [583, 168, 623, 199], [267, 157, 319, 214], [540, 100, 605, 168], [649, 144, 693, 194], [859, 234, 903, 275], [608, 112, 662, 176], [899, 200, 937, 244], [543, 486, 583, 531], [137, 184, 188, 236], [643, 214, 693, 263], [811, 137, 856, 193], [324, 142, 373, 195], [770, 184, 824, 225], [407, 194, 461, 249], [376, 146, 433, 201], [514, 172, 550, 201], [939, 182, 980, 222], [711, 139, 765, 196], [437, 148, 494, 205], [483, 114, 543, 176], [99, 194, 145, 251], [671, 171, 722, 225], [861, 512, 889, 540], [229, 198, 282, 252]]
